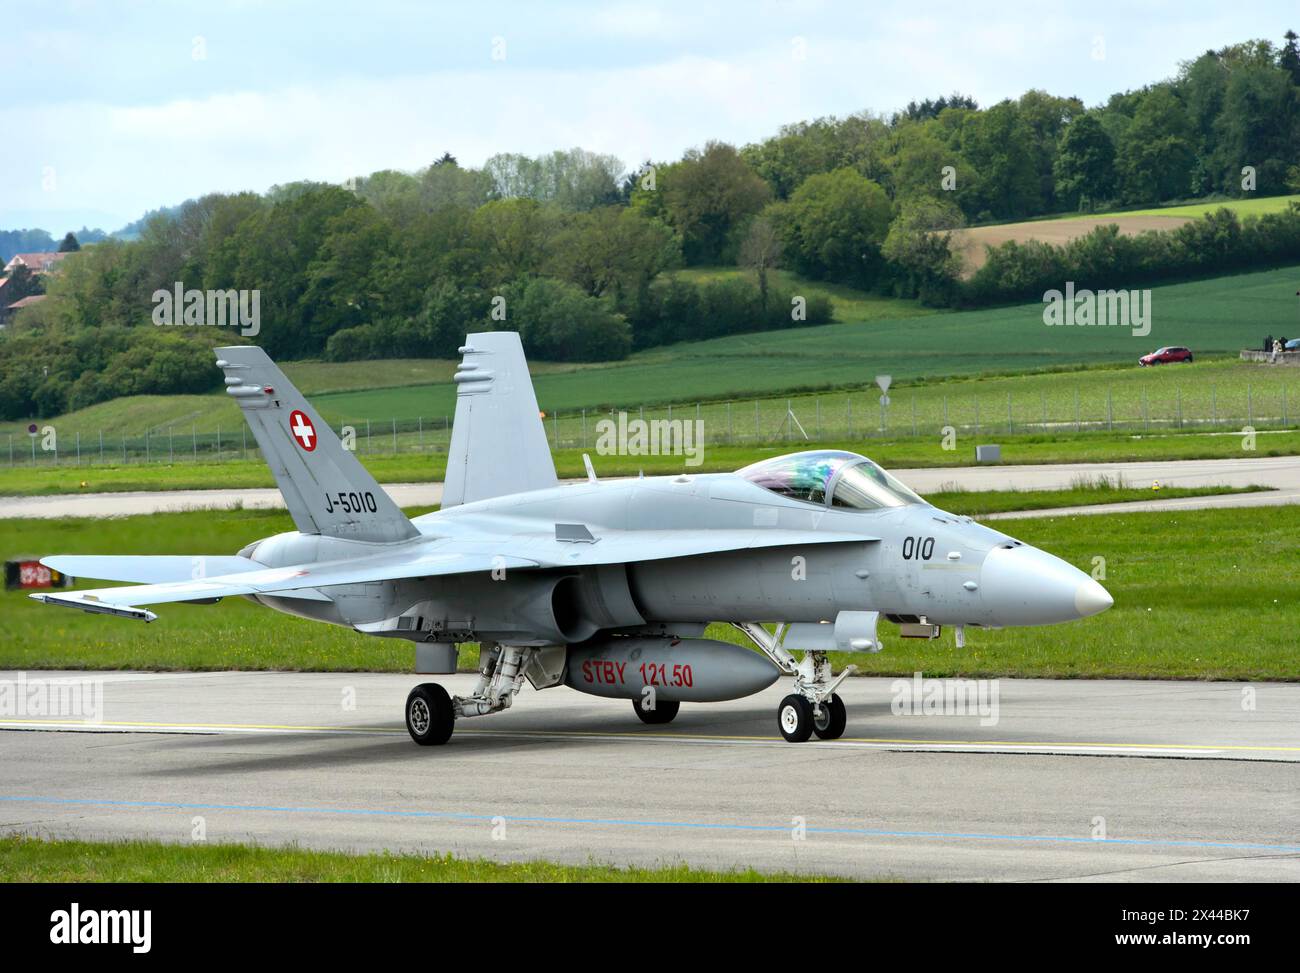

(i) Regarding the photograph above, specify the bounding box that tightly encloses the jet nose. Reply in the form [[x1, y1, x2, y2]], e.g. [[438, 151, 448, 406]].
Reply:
[[1074, 576, 1114, 617], [980, 544, 1114, 625]]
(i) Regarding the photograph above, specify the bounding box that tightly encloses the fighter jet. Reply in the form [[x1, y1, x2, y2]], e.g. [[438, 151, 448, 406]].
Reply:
[[32, 333, 1112, 744]]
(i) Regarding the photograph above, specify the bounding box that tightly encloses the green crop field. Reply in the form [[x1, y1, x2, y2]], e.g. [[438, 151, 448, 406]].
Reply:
[[1075, 193, 1300, 222], [672, 266, 935, 324], [5, 265, 1299, 453], [1, 504, 1294, 680]]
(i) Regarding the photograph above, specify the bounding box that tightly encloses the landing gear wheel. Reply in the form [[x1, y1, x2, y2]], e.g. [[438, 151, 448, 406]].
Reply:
[[778, 694, 814, 743], [633, 697, 680, 725], [812, 694, 847, 740], [406, 683, 454, 746]]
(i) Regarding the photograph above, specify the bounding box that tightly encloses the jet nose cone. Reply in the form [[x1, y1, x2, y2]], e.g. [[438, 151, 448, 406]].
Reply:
[[1074, 577, 1114, 618], [980, 544, 1112, 626]]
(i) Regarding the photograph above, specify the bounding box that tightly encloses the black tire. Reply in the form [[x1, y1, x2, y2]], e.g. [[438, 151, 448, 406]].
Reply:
[[812, 694, 847, 740], [778, 694, 814, 743], [406, 683, 454, 745], [1185, 355, 1194, 363], [633, 696, 680, 725]]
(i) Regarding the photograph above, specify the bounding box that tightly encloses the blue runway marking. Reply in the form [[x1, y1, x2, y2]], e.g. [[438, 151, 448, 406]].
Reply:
[[2, 795, 1298, 854]]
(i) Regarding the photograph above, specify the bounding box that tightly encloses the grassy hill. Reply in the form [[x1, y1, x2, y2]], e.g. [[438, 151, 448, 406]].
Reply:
[[1074, 193, 1300, 221], [3, 264, 1299, 442]]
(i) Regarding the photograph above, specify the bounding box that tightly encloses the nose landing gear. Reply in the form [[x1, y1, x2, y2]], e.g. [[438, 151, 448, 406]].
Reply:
[[734, 622, 854, 742]]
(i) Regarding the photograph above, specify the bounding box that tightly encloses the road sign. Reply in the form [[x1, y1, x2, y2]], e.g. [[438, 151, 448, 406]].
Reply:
[[875, 375, 892, 394]]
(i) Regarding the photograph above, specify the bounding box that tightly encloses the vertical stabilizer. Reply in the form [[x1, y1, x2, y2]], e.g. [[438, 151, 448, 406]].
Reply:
[[215, 346, 418, 543], [442, 331, 558, 507]]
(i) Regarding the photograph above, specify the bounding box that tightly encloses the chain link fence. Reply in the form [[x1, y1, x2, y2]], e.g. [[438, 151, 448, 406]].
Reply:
[[6, 377, 1298, 467]]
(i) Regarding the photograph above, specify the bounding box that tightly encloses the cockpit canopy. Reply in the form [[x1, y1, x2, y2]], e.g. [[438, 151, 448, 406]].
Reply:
[[737, 450, 924, 510]]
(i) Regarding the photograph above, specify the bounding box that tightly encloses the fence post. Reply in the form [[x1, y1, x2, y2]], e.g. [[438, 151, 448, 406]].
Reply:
[[974, 397, 980, 438], [581, 409, 586, 448], [1107, 388, 1113, 432], [1211, 385, 1217, 426], [1247, 383, 1253, 427], [76, 431, 80, 466], [1074, 388, 1080, 433], [1176, 387, 1183, 428], [366, 419, 371, 454], [99, 431, 103, 464], [1006, 391, 1012, 435], [216, 425, 221, 461], [392, 418, 397, 453], [911, 396, 917, 437], [192, 424, 197, 461], [418, 416, 423, 450], [754, 400, 759, 440], [169, 427, 174, 464], [145, 428, 150, 463]]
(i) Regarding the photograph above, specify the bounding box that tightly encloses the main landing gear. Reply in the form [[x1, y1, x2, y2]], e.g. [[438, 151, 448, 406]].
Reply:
[[632, 696, 680, 725], [405, 642, 535, 746], [406, 683, 455, 745], [734, 622, 853, 743]]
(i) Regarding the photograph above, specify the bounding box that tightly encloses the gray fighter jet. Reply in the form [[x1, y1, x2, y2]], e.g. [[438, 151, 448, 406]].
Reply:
[[33, 333, 1112, 744]]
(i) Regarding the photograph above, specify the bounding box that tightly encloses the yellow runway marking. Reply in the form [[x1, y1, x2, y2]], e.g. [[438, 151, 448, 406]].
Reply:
[[1, 718, 1296, 755]]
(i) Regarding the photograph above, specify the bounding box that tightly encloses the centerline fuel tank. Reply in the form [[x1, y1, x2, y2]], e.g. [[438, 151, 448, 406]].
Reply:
[[564, 636, 779, 703]]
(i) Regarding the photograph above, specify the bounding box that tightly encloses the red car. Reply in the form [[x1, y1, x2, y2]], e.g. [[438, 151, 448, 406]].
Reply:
[[1139, 346, 1193, 366]]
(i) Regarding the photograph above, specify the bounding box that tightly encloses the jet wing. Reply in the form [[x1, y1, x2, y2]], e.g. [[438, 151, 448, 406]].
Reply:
[[31, 549, 539, 621]]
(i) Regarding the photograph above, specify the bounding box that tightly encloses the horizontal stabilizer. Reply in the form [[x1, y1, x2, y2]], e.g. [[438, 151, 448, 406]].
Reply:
[[40, 555, 263, 585]]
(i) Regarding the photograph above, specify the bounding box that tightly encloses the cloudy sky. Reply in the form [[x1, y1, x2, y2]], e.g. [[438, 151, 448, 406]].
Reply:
[[2, 0, 1295, 233]]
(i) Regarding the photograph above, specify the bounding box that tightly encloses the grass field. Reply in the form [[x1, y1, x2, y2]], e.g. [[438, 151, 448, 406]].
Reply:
[[1, 504, 1294, 680], [1079, 193, 1300, 221], [672, 265, 934, 324], [1, 427, 1297, 496], [5, 265, 1299, 449], [0, 835, 835, 883]]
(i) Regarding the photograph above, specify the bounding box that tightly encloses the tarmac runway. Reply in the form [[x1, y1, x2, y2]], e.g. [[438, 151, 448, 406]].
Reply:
[[2, 456, 1297, 520], [2, 671, 1297, 882]]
